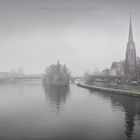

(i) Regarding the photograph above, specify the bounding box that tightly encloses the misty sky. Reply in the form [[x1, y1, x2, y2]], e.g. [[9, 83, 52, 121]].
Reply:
[[0, 0, 140, 76]]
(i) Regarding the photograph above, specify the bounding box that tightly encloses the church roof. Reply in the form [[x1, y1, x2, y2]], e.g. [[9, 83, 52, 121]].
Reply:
[[128, 15, 134, 42]]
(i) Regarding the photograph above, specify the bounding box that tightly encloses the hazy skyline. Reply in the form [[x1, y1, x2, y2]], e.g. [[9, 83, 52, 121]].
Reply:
[[0, 0, 140, 76]]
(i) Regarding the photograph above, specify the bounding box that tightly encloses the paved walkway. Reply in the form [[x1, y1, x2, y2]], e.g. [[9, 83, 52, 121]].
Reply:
[[77, 83, 140, 98]]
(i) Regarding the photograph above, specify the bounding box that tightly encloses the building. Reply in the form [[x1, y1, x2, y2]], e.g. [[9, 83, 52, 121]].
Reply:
[[102, 68, 111, 76], [18, 67, 24, 76], [111, 61, 125, 76], [0, 72, 17, 79], [110, 16, 138, 81], [125, 16, 137, 80]]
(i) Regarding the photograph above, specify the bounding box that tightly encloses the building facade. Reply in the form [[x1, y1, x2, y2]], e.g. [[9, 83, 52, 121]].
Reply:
[[125, 17, 137, 80], [111, 61, 125, 76], [110, 17, 138, 81]]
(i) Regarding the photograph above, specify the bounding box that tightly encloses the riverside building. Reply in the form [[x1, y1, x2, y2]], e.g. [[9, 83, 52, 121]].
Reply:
[[110, 16, 140, 81]]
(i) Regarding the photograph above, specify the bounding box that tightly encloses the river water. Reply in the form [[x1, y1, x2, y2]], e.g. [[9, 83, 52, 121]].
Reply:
[[0, 83, 140, 140]]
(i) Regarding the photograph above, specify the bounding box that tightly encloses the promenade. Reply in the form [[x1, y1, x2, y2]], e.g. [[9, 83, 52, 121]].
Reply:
[[77, 83, 140, 98]]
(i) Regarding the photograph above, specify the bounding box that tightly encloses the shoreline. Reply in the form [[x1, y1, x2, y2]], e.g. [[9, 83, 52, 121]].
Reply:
[[76, 83, 140, 98]]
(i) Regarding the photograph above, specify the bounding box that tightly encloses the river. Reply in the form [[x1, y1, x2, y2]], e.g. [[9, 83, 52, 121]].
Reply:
[[0, 83, 140, 140]]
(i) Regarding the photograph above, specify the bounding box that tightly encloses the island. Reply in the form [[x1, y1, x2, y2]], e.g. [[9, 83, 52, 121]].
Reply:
[[43, 60, 70, 87]]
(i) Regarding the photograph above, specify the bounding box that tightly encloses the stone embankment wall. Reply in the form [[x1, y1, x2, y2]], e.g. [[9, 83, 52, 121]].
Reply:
[[77, 82, 140, 98]]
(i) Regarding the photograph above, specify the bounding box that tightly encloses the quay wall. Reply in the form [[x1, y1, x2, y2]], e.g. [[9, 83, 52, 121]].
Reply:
[[77, 83, 140, 98]]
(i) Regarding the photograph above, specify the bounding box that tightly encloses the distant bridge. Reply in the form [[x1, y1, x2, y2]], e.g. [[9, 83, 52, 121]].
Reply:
[[15, 74, 43, 84], [0, 73, 81, 84], [16, 74, 43, 79]]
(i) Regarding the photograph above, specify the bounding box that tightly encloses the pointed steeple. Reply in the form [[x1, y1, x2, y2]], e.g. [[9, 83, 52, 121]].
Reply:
[[57, 59, 61, 73], [57, 59, 60, 65], [125, 13, 137, 80], [128, 14, 134, 42]]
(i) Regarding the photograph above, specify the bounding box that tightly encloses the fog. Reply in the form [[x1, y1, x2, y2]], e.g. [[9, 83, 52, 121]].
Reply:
[[0, 0, 140, 76]]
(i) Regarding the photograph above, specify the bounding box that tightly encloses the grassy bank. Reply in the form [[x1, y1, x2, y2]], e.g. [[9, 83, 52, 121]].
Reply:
[[90, 81, 140, 92]]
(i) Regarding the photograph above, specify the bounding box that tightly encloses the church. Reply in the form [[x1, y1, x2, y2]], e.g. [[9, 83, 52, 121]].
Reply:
[[110, 16, 140, 81]]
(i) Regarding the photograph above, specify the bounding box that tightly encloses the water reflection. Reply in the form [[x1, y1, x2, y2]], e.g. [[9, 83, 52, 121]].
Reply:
[[89, 90, 140, 140], [44, 86, 70, 113], [109, 94, 138, 140]]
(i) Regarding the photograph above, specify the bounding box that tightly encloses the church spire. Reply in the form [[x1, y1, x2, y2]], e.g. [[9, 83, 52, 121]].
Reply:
[[125, 13, 137, 80], [128, 14, 134, 42]]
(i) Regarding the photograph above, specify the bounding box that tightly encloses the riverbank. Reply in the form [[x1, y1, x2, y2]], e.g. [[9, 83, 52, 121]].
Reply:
[[77, 83, 140, 98]]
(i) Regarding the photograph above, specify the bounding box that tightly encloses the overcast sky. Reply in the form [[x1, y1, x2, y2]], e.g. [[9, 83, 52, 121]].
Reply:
[[0, 0, 140, 76]]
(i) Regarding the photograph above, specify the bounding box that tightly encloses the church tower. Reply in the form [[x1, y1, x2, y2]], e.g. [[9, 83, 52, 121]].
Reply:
[[125, 15, 137, 80]]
